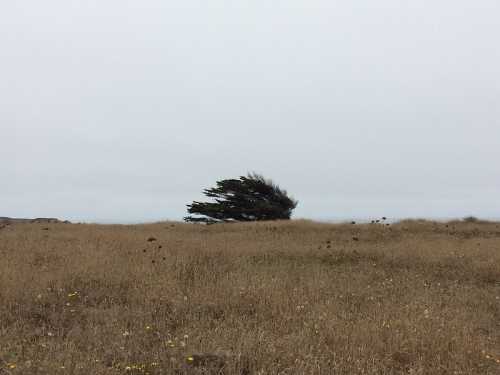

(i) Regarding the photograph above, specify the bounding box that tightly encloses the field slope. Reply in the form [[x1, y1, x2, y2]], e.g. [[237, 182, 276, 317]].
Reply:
[[0, 220, 499, 374]]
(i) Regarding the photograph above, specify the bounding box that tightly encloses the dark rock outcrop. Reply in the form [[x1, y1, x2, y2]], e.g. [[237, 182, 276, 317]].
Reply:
[[0, 217, 70, 224]]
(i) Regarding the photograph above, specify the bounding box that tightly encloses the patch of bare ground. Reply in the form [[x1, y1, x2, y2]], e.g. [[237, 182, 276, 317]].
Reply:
[[0, 220, 499, 374]]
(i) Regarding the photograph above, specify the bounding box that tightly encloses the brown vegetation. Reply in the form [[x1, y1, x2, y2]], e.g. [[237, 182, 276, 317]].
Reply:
[[0, 219, 499, 374]]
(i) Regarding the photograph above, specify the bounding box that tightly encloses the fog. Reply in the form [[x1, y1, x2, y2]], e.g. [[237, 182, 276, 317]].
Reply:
[[2, 1, 499, 222]]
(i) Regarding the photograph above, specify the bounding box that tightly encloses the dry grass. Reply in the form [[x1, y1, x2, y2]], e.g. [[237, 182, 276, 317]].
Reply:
[[0, 219, 499, 374]]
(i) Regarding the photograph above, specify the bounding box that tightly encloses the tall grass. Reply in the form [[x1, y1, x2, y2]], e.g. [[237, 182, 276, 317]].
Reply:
[[1, 220, 499, 374]]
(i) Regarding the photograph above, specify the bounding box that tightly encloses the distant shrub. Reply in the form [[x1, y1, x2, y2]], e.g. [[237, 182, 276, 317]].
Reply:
[[463, 216, 479, 223]]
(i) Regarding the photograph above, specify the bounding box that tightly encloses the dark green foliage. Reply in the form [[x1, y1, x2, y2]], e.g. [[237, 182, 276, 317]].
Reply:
[[463, 216, 479, 223], [184, 173, 298, 223]]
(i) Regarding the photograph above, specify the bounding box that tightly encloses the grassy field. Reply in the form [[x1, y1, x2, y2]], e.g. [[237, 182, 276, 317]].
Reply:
[[0, 219, 499, 374]]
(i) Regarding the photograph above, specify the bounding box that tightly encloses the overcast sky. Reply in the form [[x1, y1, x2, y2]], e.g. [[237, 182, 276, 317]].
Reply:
[[1, 1, 499, 223]]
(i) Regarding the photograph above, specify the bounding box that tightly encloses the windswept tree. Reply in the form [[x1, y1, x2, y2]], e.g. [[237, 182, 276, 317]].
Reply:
[[184, 173, 298, 224]]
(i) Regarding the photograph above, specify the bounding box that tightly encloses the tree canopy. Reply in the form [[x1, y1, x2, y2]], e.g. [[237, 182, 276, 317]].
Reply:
[[184, 173, 298, 224]]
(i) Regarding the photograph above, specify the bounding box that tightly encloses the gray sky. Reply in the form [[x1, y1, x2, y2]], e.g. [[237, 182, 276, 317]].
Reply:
[[1, 1, 499, 223]]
